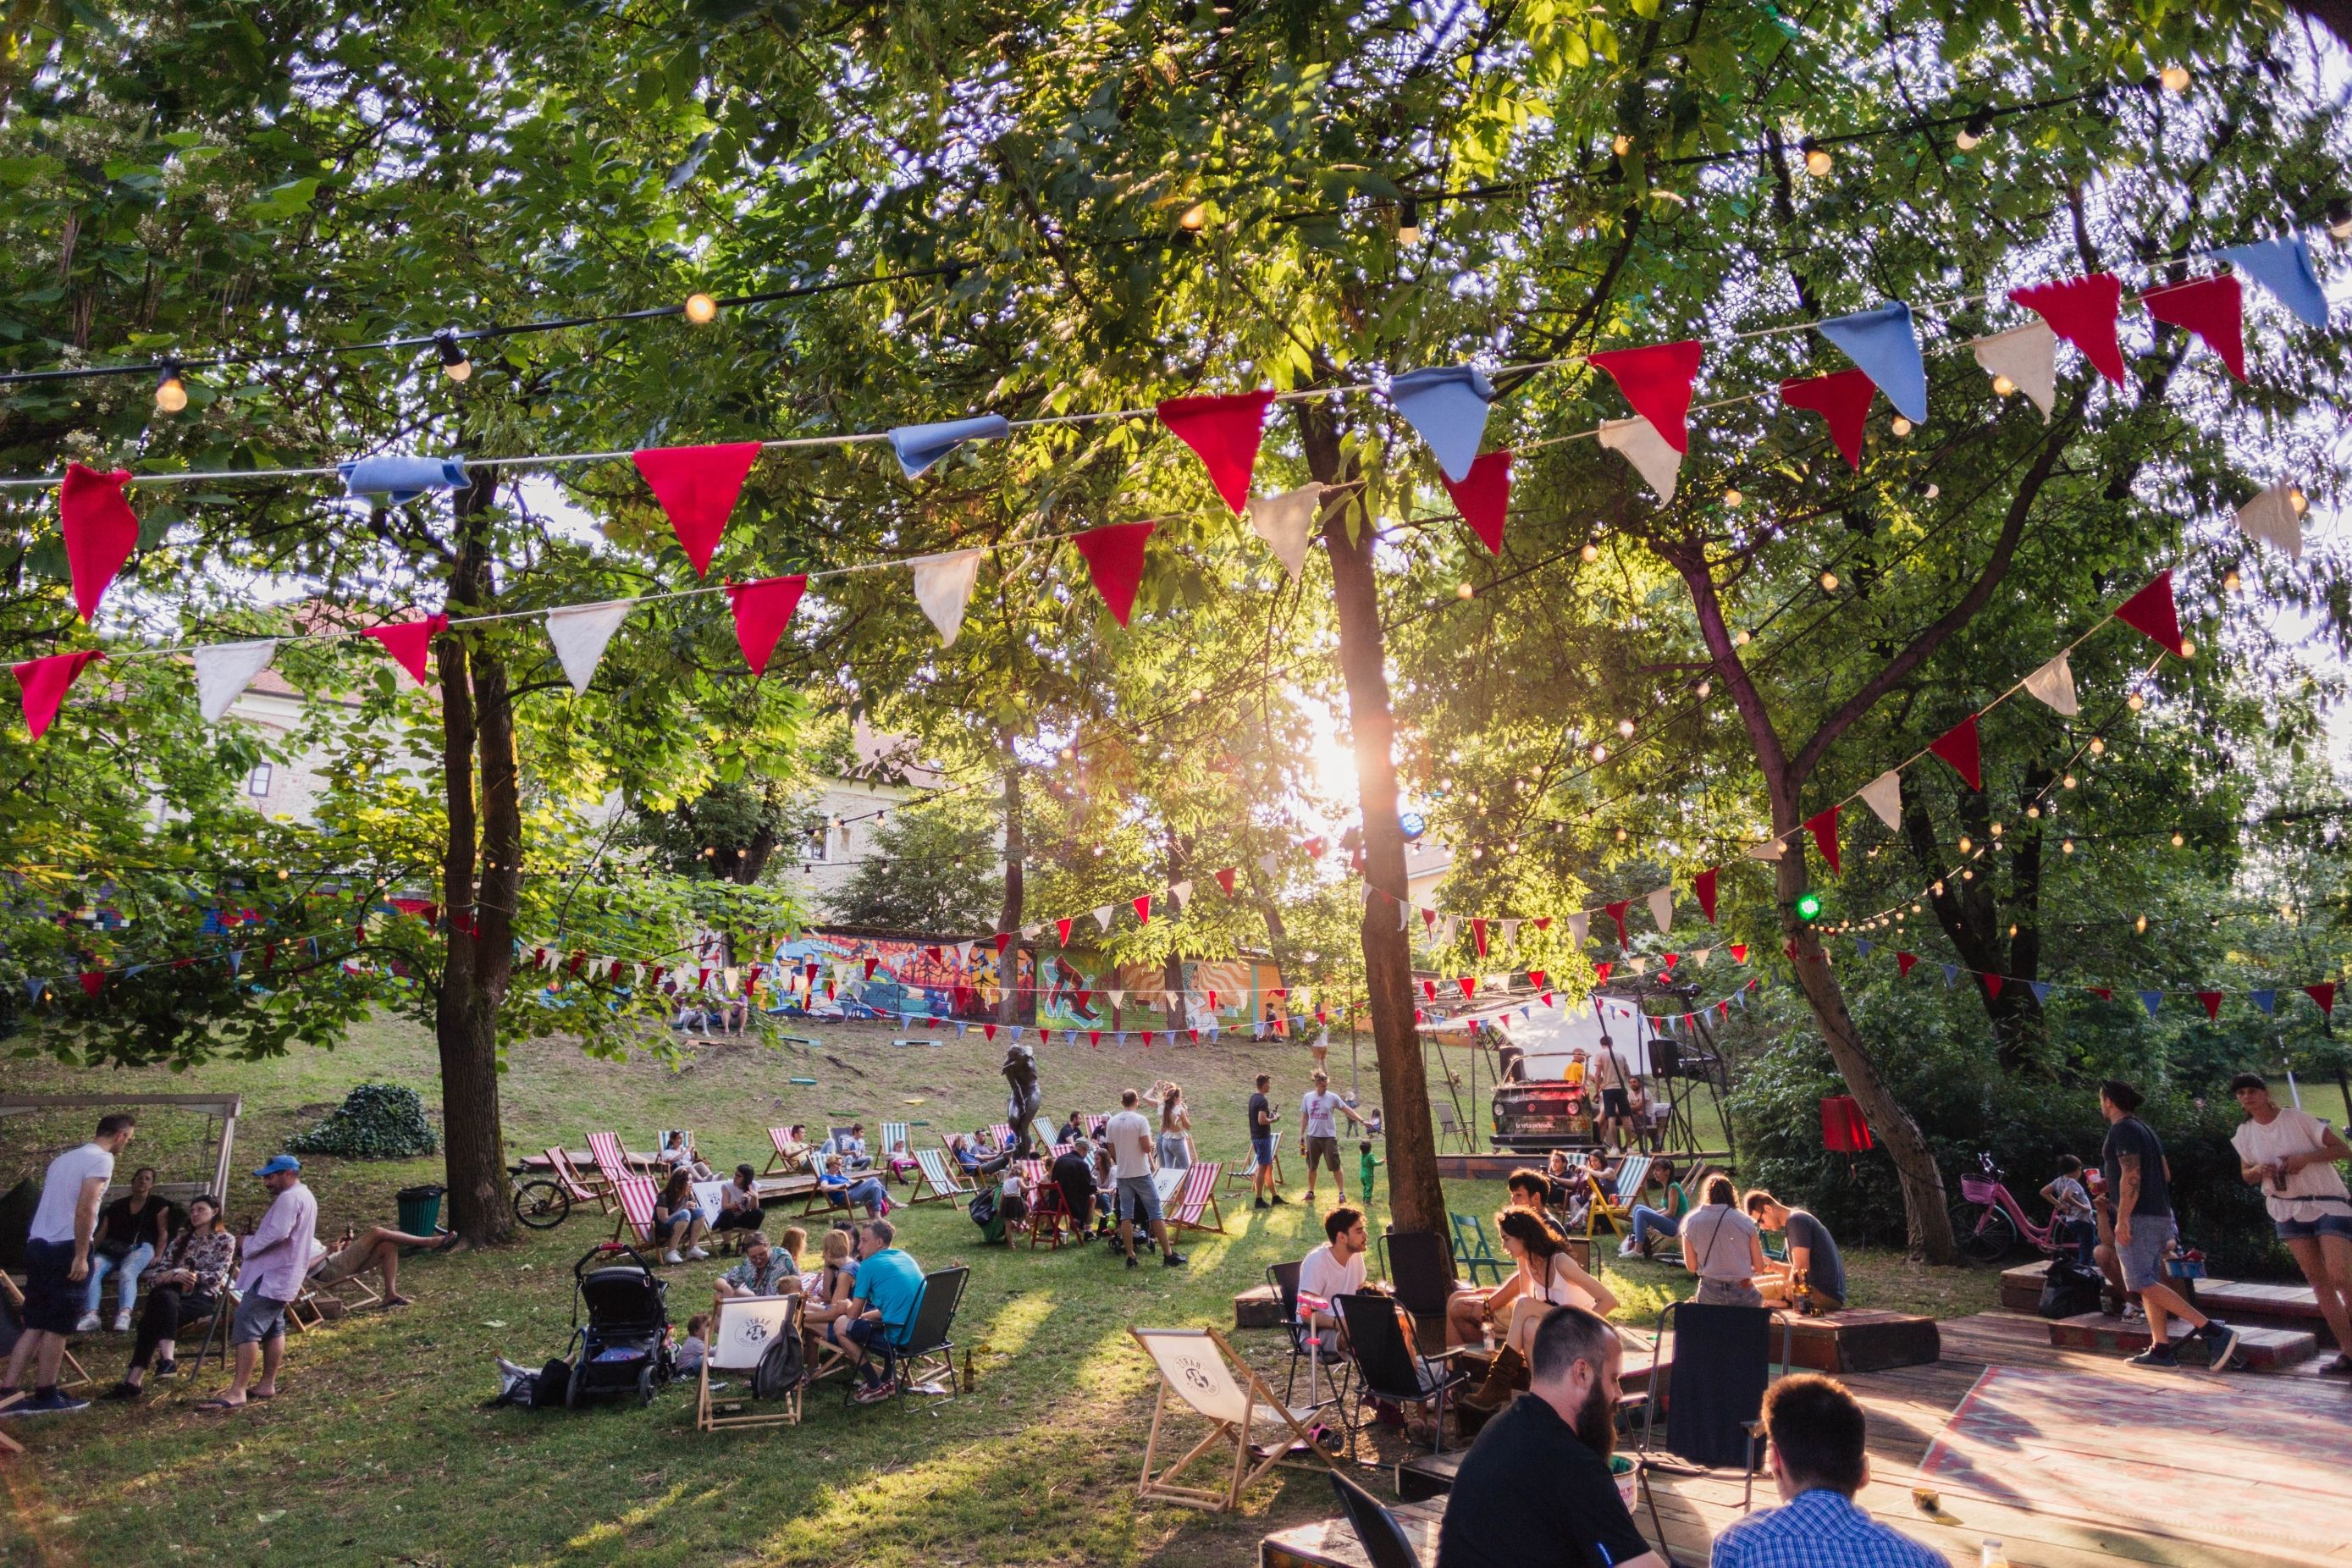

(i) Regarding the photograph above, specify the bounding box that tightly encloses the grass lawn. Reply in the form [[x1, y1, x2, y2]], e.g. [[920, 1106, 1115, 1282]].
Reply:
[[1, 1017, 1995, 1565]]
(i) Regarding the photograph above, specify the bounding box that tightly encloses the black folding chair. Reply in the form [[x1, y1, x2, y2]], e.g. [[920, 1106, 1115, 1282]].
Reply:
[[1328, 1469, 1422, 1568], [852, 1266, 969, 1413], [1268, 1261, 1351, 1411], [1379, 1228, 1457, 1345], [1338, 1290, 1469, 1454], [1636, 1300, 1792, 1533]]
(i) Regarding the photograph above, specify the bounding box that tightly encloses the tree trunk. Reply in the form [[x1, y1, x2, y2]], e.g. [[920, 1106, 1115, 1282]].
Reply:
[[433, 472, 516, 1245], [1299, 403, 1447, 1256], [995, 739, 1025, 1026]]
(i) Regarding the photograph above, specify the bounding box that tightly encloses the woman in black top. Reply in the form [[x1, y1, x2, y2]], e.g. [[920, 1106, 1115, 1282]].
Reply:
[[85, 1165, 173, 1332]]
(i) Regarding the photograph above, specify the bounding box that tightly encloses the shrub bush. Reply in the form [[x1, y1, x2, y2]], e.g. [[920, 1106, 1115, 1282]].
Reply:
[[289, 1083, 439, 1160]]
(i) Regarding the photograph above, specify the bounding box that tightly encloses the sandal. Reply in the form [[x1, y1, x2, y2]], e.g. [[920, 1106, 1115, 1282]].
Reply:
[[195, 1398, 246, 1412]]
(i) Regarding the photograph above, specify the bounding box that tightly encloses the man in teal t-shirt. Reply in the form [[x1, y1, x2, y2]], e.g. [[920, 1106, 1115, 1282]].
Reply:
[[828, 1218, 927, 1403]]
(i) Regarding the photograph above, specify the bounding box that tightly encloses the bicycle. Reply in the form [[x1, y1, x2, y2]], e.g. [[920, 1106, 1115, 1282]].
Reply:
[[1946, 1152, 2067, 1265], [509, 1165, 574, 1230]]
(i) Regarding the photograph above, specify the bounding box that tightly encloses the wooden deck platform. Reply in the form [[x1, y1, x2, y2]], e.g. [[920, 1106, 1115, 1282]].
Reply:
[[1262, 1309, 2352, 1568], [2001, 1256, 2327, 1328]]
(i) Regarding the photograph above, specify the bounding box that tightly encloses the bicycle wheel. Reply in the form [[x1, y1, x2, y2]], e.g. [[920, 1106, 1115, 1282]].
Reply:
[[512, 1179, 571, 1230], [1949, 1201, 2016, 1264]]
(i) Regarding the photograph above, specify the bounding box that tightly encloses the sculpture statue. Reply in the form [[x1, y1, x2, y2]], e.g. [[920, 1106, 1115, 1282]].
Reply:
[[1002, 1041, 1042, 1159]]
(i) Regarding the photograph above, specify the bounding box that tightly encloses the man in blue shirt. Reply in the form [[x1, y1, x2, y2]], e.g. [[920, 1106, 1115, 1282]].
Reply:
[[1710, 1374, 1942, 1568], [825, 1218, 925, 1405]]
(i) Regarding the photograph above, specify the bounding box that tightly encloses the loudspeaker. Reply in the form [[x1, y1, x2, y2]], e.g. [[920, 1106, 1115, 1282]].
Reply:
[[1650, 1038, 1681, 1079]]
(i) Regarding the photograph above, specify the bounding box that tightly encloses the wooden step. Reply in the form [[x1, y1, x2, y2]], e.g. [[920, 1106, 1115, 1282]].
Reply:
[[2005, 1257, 2327, 1328], [1786, 1309, 1941, 1374], [2047, 1310, 2317, 1367], [1234, 1283, 1284, 1329]]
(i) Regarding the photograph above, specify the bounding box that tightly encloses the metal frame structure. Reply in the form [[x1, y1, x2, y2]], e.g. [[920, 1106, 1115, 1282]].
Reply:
[[0, 1092, 241, 1206]]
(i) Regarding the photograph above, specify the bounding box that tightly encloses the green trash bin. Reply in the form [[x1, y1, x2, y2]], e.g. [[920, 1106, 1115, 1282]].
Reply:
[[396, 1184, 445, 1235]]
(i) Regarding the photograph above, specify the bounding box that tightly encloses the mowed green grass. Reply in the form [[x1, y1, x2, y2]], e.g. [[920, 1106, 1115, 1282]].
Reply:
[[0, 1016, 1991, 1566]]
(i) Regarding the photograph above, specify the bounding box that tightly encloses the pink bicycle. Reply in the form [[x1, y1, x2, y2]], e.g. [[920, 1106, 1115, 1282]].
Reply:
[[1948, 1152, 2068, 1265]]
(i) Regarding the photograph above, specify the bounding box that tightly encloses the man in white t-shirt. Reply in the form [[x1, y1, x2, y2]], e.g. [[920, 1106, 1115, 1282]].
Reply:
[[3, 1112, 136, 1416], [1296, 1206, 1369, 1355], [2230, 1073, 2352, 1373], [1298, 1072, 1366, 1204], [1105, 1090, 1186, 1271]]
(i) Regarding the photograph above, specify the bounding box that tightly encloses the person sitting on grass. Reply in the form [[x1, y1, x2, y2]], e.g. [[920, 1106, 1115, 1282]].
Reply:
[[715, 1231, 801, 1302], [1708, 1373, 1942, 1568], [308, 1218, 461, 1306], [826, 1219, 926, 1405], [1460, 1209, 1618, 1411], [651, 1168, 712, 1264], [1444, 1170, 1560, 1345], [711, 1163, 765, 1249], [818, 1152, 891, 1219], [676, 1313, 710, 1377], [1742, 1190, 1847, 1311], [1619, 1159, 1690, 1260], [103, 1192, 235, 1400]]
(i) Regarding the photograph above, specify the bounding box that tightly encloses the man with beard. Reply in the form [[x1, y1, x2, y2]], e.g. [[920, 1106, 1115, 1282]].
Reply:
[[1435, 1305, 1662, 1568]]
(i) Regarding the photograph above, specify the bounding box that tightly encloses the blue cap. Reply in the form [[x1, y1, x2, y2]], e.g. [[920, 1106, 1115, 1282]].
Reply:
[[252, 1154, 301, 1177]]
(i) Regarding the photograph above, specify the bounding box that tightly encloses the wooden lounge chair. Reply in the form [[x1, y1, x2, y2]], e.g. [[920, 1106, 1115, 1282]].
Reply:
[[1129, 1326, 1333, 1512], [1083, 1113, 1107, 1139], [911, 1148, 972, 1205], [1583, 1153, 1654, 1241], [1224, 1131, 1284, 1192], [986, 1123, 1016, 1151], [610, 1174, 661, 1249], [880, 1121, 914, 1184], [1027, 1179, 1072, 1250], [586, 1130, 644, 1188], [547, 1146, 615, 1214], [1165, 1162, 1225, 1235], [698, 1295, 802, 1430], [763, 1127, 814, 1176]]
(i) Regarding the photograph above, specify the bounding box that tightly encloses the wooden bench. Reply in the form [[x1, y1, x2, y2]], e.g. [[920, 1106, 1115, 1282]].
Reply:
[[1785, 1309, 1941, 1374], [1396, 1447, 1465, 1504], [1233, 1283, 1285, 1329], [2047, 1311, 2316, 1367]]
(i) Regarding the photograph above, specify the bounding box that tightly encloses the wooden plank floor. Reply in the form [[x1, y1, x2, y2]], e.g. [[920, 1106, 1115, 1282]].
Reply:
[[1265, 1311, 2352, 1568]]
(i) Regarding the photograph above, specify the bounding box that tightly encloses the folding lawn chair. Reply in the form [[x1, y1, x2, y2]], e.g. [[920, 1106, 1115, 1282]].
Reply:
[[1447, 1212, 1507, 1284], [848, 1266, 969, 1413], [986, 1122, 1016, 1151], [763, 1127, 814, 1176], [1224, 1131, 1283, 1192], [1583, 1152, 1653, 1241], [698, 1294, 803, 1430], [1337, 1291, 1469, 1455], [610, 1175, 662, 1250], [910, 1148, 971, 1205], [1027, 1176, 1073, 1249], [1328, 1470, 1425, 1568], [1435, 1102, 1464, 1151], [1266, 1261, 1351, 1411], [1165, 1162, 1225, 1235], [1129, 1326, 1333, 1513], [586, 1130, 643, 1188], [880, 1121, 913, 1182], [1634, 1299, 1794, 1532], [547, 1146, 616, 1215]]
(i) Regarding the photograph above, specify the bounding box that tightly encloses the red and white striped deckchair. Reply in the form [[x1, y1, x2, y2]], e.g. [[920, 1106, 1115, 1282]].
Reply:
[[1166, 1162, 1225, 1235], [547, 1146, 615, 1215], [587, 1130, 643, 1187], [610, 1175, 661, 1249], [764, 1126, 814, 1175]]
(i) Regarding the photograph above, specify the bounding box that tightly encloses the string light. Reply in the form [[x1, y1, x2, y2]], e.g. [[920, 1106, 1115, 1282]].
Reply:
[[1456, 582, 1476, 599], [1734, 629, 1752, 647], [153, 362, 188, 414], [1957, 836, 1973, 853], [1589, 743, 1609, 763], [2171, 832, 2184, 847], [434, 333, 472, 383], [1395, 198, 1421, 245], [2062, 773, 2077, 788], [1696, 680, 1712, 698], [1890, 417, 1913, 437], [1990, 373, 2018, 397], [1955, 110, 1994, 151], [2288, 485, 2309, 515], [1924, 483, 1941, 499], [1800, 137, 1834, 177], [1990, 822, 2003, 836], [2329, 202, 2352, 241], [2089, 737, 2106, 755], [1612, 134, 1632, 157], [2158, 64, 2191, 92], [2135, 914, 2148, 934], [1616, 719, 1637, 738], [1819, 571, 1838, 592], [1723, 489, 1742, 507], [1580, 543, 1600, 563], [2223, 569, 2242, 592], [1180, 202, 1210, 232], [2062, 838, 2074, 853], [2126, 693, 2145, 711], [2026, 805, 2040, 819]]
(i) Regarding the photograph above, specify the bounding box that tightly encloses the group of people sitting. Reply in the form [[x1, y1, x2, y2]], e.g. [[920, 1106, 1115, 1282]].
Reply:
[[672, 1217, 929, 1405], [952, 1084, 1196, 1270]]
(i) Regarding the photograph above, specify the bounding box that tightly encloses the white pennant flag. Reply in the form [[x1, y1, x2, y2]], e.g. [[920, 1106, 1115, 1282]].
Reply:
[[2234, 481, 2305, 559], [1647, 886, 1674, 935], [1500, 918, 1520, 948], [1107, 989, 1127, 1008], [1568, 911, 1589, 950], [1858, 770, 1904, 832], [908, 549, 985, 646], [1692, 946, 1714, 969], [1168, 879, 1194, 911], [1257, 852, 1281, 877], [1439, 914, 1459, 949], [1398, 897, 1411, 932], [1970, 320, 2057, 422], [1249, 484, 1325, 582], [1020, 924, 1041, 940], [2022, 651, 2079, 717], [1628, 956, 1648, 975], [544, 602, 633, 697], [955, 941, 974, 965], [1598, 416, 1683, 503], [193, 638, 280, 723], [1746, 837, 1787, 861], [722, 965, 741, 993], [1091, 904, 1115, 933]]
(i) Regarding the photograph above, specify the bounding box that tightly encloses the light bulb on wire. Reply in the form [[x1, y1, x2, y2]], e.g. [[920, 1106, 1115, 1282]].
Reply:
[[1890, 417, 1913, 437], [1616, 719, 1637, 739], [1733, 628, 1752, 647], [1179, 202, 1209, 232], [1991, 373, 2017, 398], [153, 361, 188, 414], [1396, 198, 1422, 246], [434, 332, 472, 382], [1955, 110, 1994, 151], [683, 291, 719, 324], [2090, 737, 2105, 755], [2158, 64, 2191, 93], [1819, 571, 1838, 592], [1799, 137, 1833, 177]]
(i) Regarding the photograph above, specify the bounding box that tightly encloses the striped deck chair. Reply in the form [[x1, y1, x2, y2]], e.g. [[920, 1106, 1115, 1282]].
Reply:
[[1082, 1113, 1107, 1139], [1027, 1168, 1073, 1250], [587, 1130, 642, 1189], [912, 1147, 973, 1204], [548, 1146, 616, 1215], [764, 1127, 814, 1176], [610, 1174, 661, 1249], [1582, 1153, 1653, 1241], [880, 1121, 914, 1184], [986, 1123, 1016, 1151], [1051, 1142, 1074, 1157], [1166, 1162, 1225, 1235], [1224, 1131, 1283, 1192]]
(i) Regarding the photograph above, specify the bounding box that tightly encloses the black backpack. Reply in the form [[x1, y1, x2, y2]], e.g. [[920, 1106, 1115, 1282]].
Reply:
[[753, 1333, 804, 1400], [2036, 1256, 2104, 1319]]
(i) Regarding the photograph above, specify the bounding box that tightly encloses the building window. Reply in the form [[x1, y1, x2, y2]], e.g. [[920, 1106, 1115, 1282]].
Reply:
[[246, 764, 273, 798]]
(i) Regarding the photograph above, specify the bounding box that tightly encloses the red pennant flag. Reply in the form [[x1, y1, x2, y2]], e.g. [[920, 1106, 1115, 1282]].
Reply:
[[2008, 273, 2126, 384], [1897, 951, 1917, 977], [1984, 974, 2003, 1000], [1438, 450, 1511, 555], [1541, 992, 1555, 1008], [60, 462, 141, 622], [1209, 990, 1219, 1008], [983, 1023, 997, 1041], [726, 574, 808, 675], [1075, 989, 1092, 1009], [1157, 390, 1274, 515], [1779, 368, 1876, 471], [79, 971, 103, 997], [1072, 522, 1156, 628], [1415, 1008, 1427, 1024], [1661, 952, 1679, 970], [2195, 990, 2223, 1021], [1422, 979, 1438, 1001], [1422, 907, 1438, 932], [1593, 961, 1613, 983], [364, 615, 450, 686], [1730, 944, 1749, 963], [994, 931, 1012, 953], [13, 649, 104, 740], [1213, 866, 1238, 896], [632, 443, 762, 577], [1141, 1030, 1155, 1046], [1457, 976, 1477, 1000], [1527, 969, 1547, 989], [2141, 274, 2244, 381], [1693, 867, 1719, 925], [1532, 916, 1552, 932], [1132, 894, 1151, 926], [864, 958, 880, 978], [1302, 836, 1327, 859], [1805, 805, 1841, 875], [2305, 982, 2336, 1017], [2113, 570, 2184, 657], [1929, 714, 1983, 791], [1089, 1030, 1101, 1048], [1056, 917, 1074, 945], [1471, 918, 1489, 958], [1586, 340, 1706, 452], [1604, 899, 1631, 946], [1784, 939, 1801, 962], [2090, 986, 2112, 1001], [568, 951, 588, 974], [925, 945, 944, 963], [1189, 1028, 1200, 1043]]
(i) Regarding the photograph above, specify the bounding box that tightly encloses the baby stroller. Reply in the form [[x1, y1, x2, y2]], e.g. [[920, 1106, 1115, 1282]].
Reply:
[[559, 1241, 676, 1409]]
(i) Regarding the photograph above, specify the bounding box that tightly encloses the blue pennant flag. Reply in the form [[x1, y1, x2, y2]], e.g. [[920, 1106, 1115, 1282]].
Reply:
[[2139, 990, 2163, 1018], [1009, 1026, 1023, 1042], [1855, 938, 1873, 957], [1389, 365, 1498, 483], [340, 453, 467, 503], [2029, 980, 2051, 1005], [1732, 988, 1747, 1009], [1115, 1031, 1129, 1046], [124, 963, 148, 978], [229, 951, 243, 974], [26, 978, 45, 1002], [1815, 301, 1929, 423], [954, 1022, 967, 1037], [2250, 988, 2277, 1015], [2217, 235, 2328, 329], [1942, 963, 1957, 988], [888, 414, 1011, 478]]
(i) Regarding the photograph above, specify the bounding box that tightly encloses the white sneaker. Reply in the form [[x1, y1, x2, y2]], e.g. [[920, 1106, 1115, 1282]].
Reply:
[[112, 1312, 131, 1332], [1617, 1238, 1639, 1258], [663, 1250, 683, 1265], [74, 1312, 101, 1333], [685, 1246, 710, 1261]]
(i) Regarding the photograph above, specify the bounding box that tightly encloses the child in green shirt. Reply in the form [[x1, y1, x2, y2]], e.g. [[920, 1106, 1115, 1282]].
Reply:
[[1357, 1139, 1382, 1207]]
